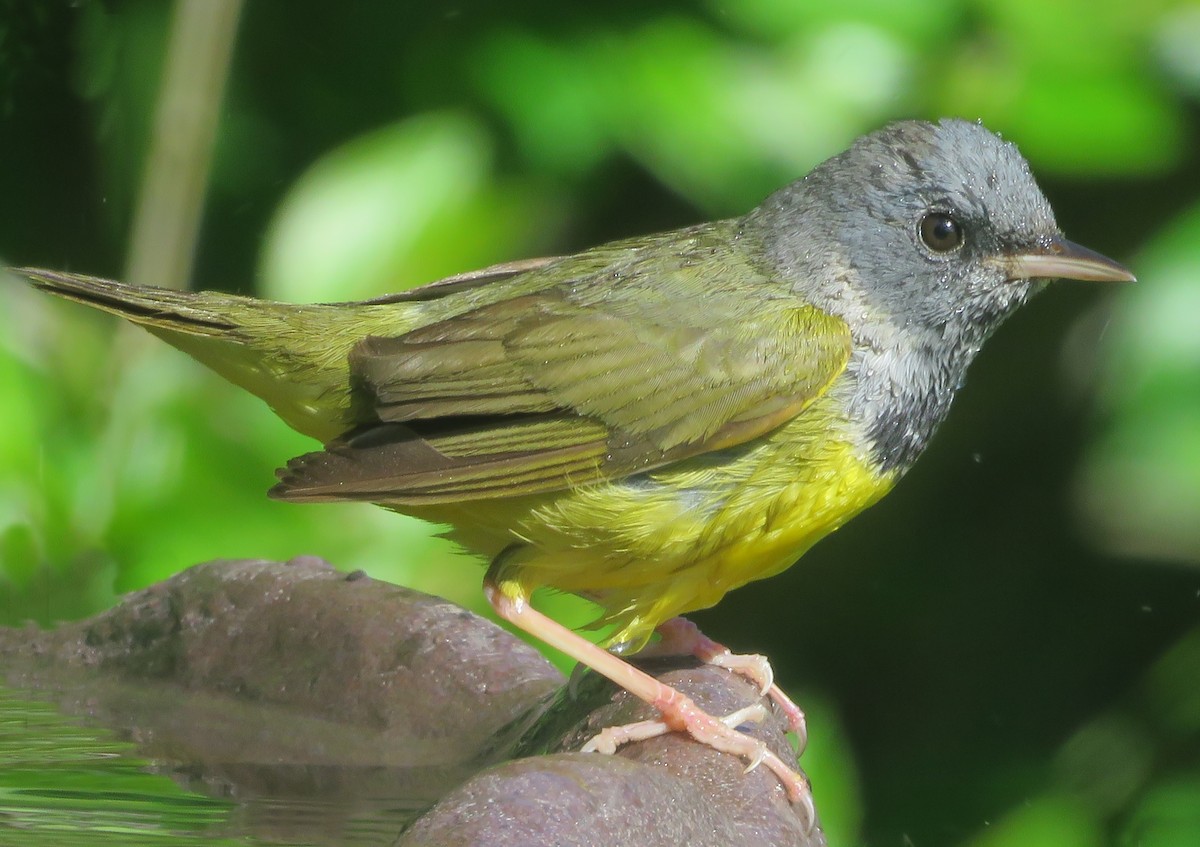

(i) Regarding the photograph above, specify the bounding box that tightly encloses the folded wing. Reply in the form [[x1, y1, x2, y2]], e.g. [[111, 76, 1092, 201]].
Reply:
[[271, 228, 851, 505]]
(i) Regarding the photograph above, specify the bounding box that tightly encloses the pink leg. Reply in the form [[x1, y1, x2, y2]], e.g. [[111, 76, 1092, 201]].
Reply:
[[651, 617, 807, 746], [485, 582, 814, 829]]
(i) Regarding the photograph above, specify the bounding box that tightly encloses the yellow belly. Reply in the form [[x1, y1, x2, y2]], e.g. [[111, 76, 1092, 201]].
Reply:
[[407, 394, 894, 648]]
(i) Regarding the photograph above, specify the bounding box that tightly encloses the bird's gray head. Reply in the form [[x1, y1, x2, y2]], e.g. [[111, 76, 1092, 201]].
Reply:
[[745, 118, 1133, 472], [747, 118, 1129, 345]]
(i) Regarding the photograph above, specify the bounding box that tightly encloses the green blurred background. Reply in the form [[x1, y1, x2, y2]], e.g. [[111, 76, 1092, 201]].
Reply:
[[1, 1, 1199, 845]]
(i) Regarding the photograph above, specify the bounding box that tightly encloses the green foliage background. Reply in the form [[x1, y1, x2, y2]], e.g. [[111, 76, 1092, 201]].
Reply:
[[1, 1, 1199, 845]]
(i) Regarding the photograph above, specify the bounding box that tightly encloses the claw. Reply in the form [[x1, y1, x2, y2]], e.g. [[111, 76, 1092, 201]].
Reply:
[[581, 717, 671, 754], [580, 730, 616, 755], [741, 742, 767, 774], [485, 592, 816, 830], [651, 617, 809, 745], [709, 650, 774, 696], [719, 703, 768, 730], [579, 695, 813, 830]]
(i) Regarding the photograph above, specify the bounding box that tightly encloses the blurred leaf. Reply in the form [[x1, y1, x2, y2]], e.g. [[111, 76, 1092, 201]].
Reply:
[[962, 795, 1102, 847], [1076, 199, 1200, 564], [72, 0, 172, 232], [791, 693, 864, 847], [1120, 775, 1200, 847], [712, 0, 962, 47], [939, 0, 1186, 175], [475, 16, 915, 214], [1154, 3, 1200, 97], [260, 111, 557, 302], [1143, 628, 1200, 738], [1054, 713, 1154, 814], [994, 74, 1183, 176], [472, 30, 614, 177]]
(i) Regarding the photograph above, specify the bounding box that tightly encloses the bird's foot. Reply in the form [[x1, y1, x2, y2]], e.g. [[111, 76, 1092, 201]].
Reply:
[[581, 694, 815, 828], [652, 617, 808, 744], [484, 584, 815, 829]]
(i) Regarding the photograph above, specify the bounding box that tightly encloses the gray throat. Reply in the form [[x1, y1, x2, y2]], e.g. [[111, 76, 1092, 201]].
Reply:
[[838, 324, 985, 474]]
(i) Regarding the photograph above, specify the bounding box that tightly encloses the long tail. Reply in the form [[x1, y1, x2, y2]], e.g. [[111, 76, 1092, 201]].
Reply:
[[19, 268, 247, 336], [15, 268, 363, 441]]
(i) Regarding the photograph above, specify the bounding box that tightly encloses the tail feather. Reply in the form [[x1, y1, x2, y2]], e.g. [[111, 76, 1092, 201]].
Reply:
[[13, 267, 360, 442], [16, 268, 247, 336]]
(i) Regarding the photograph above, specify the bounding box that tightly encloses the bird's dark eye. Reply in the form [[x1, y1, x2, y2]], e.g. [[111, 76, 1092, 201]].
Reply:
[[919, 213, 964, 253]]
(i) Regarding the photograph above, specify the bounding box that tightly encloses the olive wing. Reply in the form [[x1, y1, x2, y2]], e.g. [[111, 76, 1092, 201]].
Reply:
[[272, 254, 851, 504]]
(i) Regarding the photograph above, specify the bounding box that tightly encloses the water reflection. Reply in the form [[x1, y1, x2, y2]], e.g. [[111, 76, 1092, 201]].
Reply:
[[0, 680, 456, 846]]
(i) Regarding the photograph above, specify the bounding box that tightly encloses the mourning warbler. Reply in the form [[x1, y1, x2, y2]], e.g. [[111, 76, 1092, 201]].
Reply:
[[16, 119, 1134, 809]]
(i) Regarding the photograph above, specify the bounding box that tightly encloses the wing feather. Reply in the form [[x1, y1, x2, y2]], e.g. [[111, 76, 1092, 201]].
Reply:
[[271, 224, 852, 505]]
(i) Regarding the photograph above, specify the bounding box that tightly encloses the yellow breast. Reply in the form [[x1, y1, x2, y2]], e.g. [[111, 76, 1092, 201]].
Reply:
[[410, 392, 895, 649]]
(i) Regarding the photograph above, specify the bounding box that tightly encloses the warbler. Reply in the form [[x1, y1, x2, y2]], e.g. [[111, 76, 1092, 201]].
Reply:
[[17, 118, 1134, 809]]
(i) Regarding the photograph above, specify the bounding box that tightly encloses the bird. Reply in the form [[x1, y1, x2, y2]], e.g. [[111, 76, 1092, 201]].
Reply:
[[15, 118, 1134, 814]]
